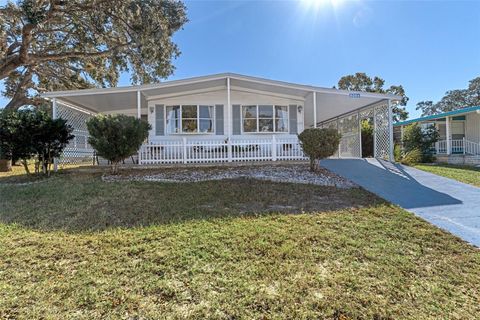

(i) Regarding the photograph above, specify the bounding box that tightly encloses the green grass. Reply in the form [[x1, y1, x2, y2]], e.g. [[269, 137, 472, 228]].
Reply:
[[1, 168, 479, 319], [415, 163, 480, 187]]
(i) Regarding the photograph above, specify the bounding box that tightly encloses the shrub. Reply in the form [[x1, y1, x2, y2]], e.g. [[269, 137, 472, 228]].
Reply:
[[0, 109, 73, 175], [400, 148, 423, 165], [361, 119, 374, 157], [394, 144, 402, 162], [87, 115, 150, 174], [298, 128, 341, 171], [32, 114, 75, 175], [402, 123, 438, 163]]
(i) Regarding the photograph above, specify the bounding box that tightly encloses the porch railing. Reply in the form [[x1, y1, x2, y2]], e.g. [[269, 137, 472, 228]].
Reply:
[[138, 136, 306, 165], [434, 138, 480, 155]]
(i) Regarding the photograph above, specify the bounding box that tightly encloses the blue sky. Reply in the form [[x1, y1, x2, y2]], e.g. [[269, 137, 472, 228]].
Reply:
[[1, 0, 479, 118]]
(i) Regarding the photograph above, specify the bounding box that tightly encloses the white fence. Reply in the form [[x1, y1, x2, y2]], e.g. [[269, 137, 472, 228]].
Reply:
[[139, 137, 306, 165]]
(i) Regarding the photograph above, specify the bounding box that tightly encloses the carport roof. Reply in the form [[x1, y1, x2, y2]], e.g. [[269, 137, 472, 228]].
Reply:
[[41, 72, 403, 118]]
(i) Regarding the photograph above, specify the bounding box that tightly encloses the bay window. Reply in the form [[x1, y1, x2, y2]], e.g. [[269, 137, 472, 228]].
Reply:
[[242, 105, 289, 133], [166, 105, 214, 134]]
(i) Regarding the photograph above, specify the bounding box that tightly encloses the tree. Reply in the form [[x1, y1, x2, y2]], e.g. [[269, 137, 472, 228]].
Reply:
[[0, 0, 187, 110], [416, 77, 480, 116], [0, 109, 35, 172], [401, 123, 439, 163], [298, 128, 341, 172], [31, 113, 74, 175], [0, 108, 73, 174], [336, 72, 409, 122], [87, 114, 150, 174]]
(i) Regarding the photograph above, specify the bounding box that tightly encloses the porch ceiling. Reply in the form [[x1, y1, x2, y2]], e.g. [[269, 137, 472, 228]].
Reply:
[[41, 73, 401, 117]]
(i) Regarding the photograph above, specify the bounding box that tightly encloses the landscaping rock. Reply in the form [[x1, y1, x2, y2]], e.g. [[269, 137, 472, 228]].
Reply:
[[103, 164, 357, 188]]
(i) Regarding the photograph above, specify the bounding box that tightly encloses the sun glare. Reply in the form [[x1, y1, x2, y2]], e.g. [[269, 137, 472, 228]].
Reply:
[[301, 0, 343, 10]]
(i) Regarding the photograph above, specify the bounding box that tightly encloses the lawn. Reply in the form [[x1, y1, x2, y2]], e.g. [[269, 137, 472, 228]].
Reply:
[[0, 166, 479, 319], [415, 163, 480, 187]]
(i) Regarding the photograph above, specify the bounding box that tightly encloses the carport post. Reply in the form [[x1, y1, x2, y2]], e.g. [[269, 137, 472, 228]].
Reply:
[[313, 91, 317, 128], [136, 90, 141, 119], [358, 111, 362, 158], [52, 98, 58, 172], [373, 106, 377, 158], [388, 100, 394, 161], [227, 77, 232, 162]]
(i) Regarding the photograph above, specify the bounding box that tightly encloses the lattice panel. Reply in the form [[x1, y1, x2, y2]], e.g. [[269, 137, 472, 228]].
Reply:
[[360, 108, 374, 120], [338, 113, 360, 158], [56, 102, 96, 166], [373, 102, 391, 160]]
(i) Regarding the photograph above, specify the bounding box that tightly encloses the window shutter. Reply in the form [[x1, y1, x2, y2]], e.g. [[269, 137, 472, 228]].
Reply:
[[155, 104, 165, 136], [215, 104, 224, 135], [232, 104, 241, 135], [289, 105, 298, 134]]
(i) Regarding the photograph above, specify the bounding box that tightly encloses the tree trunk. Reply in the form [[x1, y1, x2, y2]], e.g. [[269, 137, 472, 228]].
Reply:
[[309, 157, 317, 172], [111, 161, 119, 175], [21, 159, 30, 175]]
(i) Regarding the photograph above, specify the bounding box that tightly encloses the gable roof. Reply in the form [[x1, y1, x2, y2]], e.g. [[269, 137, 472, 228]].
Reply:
[[394, 106, 480, 126], [41, 72, 402, 101]]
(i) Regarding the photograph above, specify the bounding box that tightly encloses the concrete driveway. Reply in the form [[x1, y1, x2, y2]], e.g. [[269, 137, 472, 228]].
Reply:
[[321, 158, 480, 247]]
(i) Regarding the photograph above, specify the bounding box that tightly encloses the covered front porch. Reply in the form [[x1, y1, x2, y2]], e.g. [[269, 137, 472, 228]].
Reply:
[[42, 73, 401, 167], [395, 106, 480, 159]]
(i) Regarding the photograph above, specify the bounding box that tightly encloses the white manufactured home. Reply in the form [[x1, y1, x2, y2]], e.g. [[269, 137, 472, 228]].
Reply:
[[394, 106, 480, 165], [42, 73, 401, 166]]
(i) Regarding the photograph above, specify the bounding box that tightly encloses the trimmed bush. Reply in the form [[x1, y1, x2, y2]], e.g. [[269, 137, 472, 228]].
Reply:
[[87, 115, 150, 174], [298, 128, 341, 171]]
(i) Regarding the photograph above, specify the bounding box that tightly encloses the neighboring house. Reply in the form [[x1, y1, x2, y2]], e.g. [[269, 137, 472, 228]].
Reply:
[[394, 106, 480, 165], [42, 73, 401, 166]]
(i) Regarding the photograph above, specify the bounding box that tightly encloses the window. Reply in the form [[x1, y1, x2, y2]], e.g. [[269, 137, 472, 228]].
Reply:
[[165, 105, 214, 134], [242, 105, 289, 133]]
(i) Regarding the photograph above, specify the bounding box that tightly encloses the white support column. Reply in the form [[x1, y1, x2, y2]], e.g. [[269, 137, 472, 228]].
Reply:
[[388, 100, 394, 162], [446, 115, 451, 154], [52, 98, 58, 172], [227, 77, 232, 162], [373, 106, 377, 158], [358, 112, 362, 158], [337, 117, 340, 158], [313, 91, 317, 128], [136, 91, 141, 119]]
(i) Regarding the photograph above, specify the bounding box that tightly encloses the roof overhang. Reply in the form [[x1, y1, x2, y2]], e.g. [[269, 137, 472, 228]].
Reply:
[[41, 73, 403, 116], [394, 106, 480, 126]]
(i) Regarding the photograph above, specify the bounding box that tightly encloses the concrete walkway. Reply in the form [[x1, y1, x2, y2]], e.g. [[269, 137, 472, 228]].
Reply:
[[321, 158, 480, 247]]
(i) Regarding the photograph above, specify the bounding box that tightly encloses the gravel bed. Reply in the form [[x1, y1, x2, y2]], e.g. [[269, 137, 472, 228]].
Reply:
[[103, 164, 357, 188]]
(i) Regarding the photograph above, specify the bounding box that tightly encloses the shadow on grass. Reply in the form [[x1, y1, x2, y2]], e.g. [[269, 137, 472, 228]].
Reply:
[[0, 169, 385, 233]]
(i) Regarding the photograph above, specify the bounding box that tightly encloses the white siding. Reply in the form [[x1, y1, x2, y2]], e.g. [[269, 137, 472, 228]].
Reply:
[[147, 89, 305, 142], [466, 112, 480, 144]]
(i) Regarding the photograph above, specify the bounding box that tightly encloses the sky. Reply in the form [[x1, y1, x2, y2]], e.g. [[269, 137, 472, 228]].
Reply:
[[1, 0, 479, 119]]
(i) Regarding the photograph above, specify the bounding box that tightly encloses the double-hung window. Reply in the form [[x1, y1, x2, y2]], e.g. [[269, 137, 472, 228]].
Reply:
[[165, 105, 214, 134], [242, 105, 289, 133]]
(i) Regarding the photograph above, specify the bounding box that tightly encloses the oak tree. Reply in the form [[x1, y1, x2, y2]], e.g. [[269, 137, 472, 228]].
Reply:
[[0, 0, 187, 110]]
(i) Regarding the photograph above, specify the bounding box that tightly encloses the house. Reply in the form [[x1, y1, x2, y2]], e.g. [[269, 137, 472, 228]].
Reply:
[[394, 106, 480, 165], [41, 73, 401, 166]]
